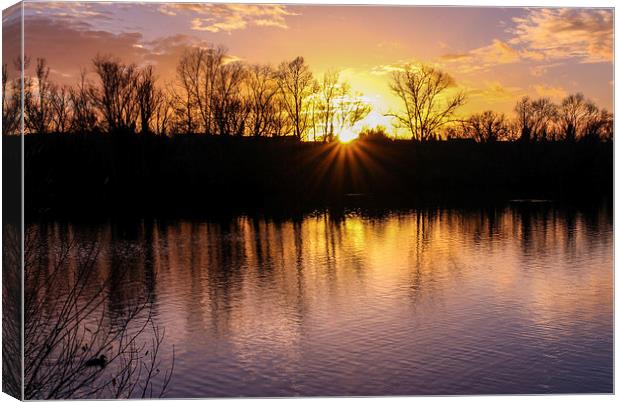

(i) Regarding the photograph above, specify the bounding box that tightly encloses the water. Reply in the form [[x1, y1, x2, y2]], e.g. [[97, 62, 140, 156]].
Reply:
[[32, 203, 613, 396]]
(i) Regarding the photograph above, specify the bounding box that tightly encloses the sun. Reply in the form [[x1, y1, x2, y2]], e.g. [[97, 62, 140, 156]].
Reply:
[[339, 128, 358, 143]]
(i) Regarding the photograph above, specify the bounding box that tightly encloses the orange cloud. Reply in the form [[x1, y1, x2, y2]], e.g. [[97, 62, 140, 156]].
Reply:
[[467, 82, 522, 102], [440, 39, 521, 72], [159, 4, 297, 33], [509, 8, 612, 63], [532, 84, 568, 99]]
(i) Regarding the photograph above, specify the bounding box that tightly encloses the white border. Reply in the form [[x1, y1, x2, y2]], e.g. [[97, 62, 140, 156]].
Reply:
[[0, 1, 615, 402]]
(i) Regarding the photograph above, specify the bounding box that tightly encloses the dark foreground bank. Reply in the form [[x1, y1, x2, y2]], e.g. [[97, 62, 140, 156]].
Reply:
[[15, 134, 612, 217]]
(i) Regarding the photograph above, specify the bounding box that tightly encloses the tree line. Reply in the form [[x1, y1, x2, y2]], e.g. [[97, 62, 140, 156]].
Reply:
[[2, 46, 613, 143], [2, 46, 370, 140], [389, 63, 613, 143]]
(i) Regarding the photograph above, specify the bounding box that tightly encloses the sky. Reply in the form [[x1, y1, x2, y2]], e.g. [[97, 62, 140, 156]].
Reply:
[[2, 2, 614, 135]]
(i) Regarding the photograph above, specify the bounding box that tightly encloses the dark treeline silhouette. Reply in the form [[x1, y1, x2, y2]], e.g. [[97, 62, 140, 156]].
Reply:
[[3, 47, 613, 142], [3, 48, 370, 141], [2, 46, 612, 216]]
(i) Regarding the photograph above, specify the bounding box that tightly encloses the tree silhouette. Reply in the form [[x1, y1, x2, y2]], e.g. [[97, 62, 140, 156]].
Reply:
[[246, 64, 279, 137], [91, 55, 140, 134], [318, 69, 339, 141], [335, 83, 371, 138], [69, 70, 99, 134], [50, 84, 72, 133], [136, 66, 159, 135], [558, 93, 610, 142], [212, 60, 247, 136], [514, 96, 533, 142], [276, 56, 315, 140], [388, 63, 465, 141], [8, 47, 613, 143], [22, 230, 173, 399], [466, 110, 509, 142], [2, 61, 21, 135], [25, 58, 53, 134], [529, 97, 557, 141]]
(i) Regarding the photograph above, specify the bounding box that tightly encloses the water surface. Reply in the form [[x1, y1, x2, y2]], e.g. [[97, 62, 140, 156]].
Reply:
[[34, 204, 613, 396]]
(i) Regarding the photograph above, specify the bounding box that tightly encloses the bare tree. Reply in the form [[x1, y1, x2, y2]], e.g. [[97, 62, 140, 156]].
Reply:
[[595, 109, 614, 142], [247, 64, 275, 137], [388, 63, 465, 141], [270, 96, 294, 137], [276, 56, 315, 140], [308, 80, 321, 141], [514, 96, 533, 142], [23, 228, 174, 399], [335, 84, 371, 139], [578, 104, 614, 142], [25, 58, 53, 134], [467, 110, 509, 142], [174, 52, 199, 134], [91, 55, 140, 134], [136, 66, 159, 135], [70, 70, 99, 134], [558, 93, 609, 142], [530, 98, 557, 141], [152, 85, 175, 136], [317, 70, 339, 141], [213, 61, 247, 136], [50, 84, 72, 133], [175, 46, 228, 134], [2, 61, 21, 135], [2, 225, 21, 397]]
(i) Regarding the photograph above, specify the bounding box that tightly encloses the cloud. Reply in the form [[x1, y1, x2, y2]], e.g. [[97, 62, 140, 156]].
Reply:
[[529, 62, 563, 77], [370, 63, 407, 75], [532, 84, 568, 99], [440, 39, 522, 72], [467, 82, 522, 102], [20, 15, 148, 83], [439, 8, 611, 73], [509, 8, 612, 63], [24, 2, 113, 22], [159, 4, 297, 33]]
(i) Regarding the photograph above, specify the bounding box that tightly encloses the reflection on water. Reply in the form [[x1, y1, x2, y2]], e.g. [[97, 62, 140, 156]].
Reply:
[[33, 204, 613, 396]]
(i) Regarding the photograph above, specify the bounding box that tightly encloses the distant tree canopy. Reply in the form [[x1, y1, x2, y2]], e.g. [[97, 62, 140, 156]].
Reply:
[[1, 46, 613, 143]]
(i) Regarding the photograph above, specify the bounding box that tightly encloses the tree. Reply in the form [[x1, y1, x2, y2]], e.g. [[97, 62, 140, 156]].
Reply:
[[136, 66, 159, 135], [152, 85, 175, 136], [212, 61, 247, 136], [246, 64, 279, 137], [388, 63, 465, 141], [175, 46, 228, 134], [335, 83, 371, 138], [514, 96, 533, 142], [467, 110, 509, 142], [174, 50, 199, 134], [22, 229, 173, 399], [317, 70, 339, 141], [2, 61, 21, 135], [70, 70, 99, 134], [529, 98, 557, 141], [558, 93, 607, 142], [25, 58, 53, 134], [91, 55, 140, 133], [50, 84, 72, 133], [276, 56, 315, 140]]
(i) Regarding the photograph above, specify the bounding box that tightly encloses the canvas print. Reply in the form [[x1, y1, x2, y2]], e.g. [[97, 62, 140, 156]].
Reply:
[[1, 2, 614, 399]]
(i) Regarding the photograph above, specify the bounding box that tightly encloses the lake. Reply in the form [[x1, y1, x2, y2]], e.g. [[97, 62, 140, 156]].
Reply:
[[31, 202, 613, 396]]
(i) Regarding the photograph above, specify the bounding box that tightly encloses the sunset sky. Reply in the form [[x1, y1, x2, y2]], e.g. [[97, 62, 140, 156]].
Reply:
[[3, 2, 614, 135]]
